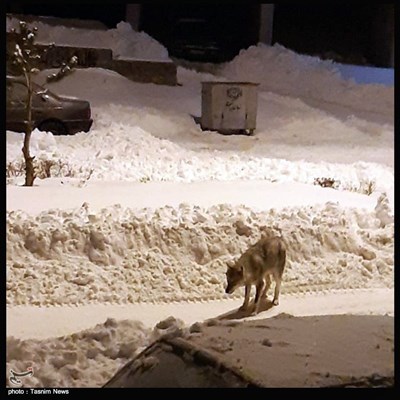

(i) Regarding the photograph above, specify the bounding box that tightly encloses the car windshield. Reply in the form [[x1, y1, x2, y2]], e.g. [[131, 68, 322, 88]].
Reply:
[[32, 82, 61, 99], [7, 78, 61, 102]]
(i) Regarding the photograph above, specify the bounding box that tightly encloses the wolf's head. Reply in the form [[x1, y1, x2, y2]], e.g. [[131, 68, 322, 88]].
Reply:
[[225, 261, 245, 294]]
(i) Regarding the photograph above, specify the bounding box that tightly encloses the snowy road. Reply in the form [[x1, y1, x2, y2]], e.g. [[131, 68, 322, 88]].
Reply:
[[7, 288, 393, 339], [6, 179, 382, 216]]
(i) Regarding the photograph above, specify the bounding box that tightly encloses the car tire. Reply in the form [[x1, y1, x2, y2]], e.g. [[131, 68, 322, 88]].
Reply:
[[38, 120, 68, 136]]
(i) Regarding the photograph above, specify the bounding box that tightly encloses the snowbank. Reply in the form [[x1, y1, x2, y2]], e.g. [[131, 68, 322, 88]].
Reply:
[[7, 200, 393, 307], [6, 317, 184, 387], [6, 120, 394, 196], [7, 17, 170, 61], [221, 43, 393, 117]]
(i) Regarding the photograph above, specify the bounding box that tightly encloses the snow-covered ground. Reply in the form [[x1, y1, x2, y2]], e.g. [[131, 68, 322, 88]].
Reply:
[[6, 19, 394, 388]]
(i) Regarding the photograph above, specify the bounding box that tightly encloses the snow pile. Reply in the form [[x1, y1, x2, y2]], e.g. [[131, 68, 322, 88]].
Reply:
[[7, 202, 394, 307], [6, 316, 184, 387], [221, 43, 394, 116], [6, 122, 393, 196], [374, 192, 394, 227], [6, 17, 170, 61]]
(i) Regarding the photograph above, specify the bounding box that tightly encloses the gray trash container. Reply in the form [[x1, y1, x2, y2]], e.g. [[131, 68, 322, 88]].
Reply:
[[201, 81, 259, 135]]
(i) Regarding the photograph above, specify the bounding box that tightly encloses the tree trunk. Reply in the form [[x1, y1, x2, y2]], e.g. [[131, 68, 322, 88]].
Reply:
[[22, 73, 35, 186], [22, 130, 35, 186]]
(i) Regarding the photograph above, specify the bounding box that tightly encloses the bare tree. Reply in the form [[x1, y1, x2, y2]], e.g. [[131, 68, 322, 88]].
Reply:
[[9, 21, 41, 186], [8, 21, 77, 186]]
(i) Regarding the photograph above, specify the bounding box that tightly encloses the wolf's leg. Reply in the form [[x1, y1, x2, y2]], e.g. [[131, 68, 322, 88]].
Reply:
[[239, 284, 251, 310], [262, 275, 271, 299], [254, 280, 265, 314], [272, 273, 281, 306]]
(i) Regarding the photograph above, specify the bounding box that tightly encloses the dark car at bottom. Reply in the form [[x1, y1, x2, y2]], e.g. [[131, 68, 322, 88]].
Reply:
[[6, 75, 93, 136]]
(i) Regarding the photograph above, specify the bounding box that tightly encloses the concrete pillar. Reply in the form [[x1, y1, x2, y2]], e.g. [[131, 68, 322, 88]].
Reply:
[[389, 36, 394, 68], [388, 7, 394, 68], [259, 4, 274, 45], [126, 4, 141, 31]]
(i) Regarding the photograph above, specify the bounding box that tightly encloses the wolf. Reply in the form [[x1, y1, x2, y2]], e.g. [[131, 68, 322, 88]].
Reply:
[[225, 235, 286, 314]]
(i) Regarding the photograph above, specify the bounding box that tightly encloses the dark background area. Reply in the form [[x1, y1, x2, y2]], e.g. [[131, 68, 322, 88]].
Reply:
[[6, 3, 127, 28], [139, 4, 260, 62], [6, 3, 394, 66], [273, 4, 393, 66]]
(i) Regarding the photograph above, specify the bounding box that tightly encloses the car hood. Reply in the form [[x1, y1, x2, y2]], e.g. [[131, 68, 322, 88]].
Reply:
[[56, 95, 90, 104]]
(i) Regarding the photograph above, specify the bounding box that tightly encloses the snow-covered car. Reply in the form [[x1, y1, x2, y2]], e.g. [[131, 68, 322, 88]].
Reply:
[[6, 75, 93, 135]]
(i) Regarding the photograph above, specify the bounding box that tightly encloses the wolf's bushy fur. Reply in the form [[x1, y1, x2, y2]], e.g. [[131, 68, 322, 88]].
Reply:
[[225, 235, 286, 314]]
